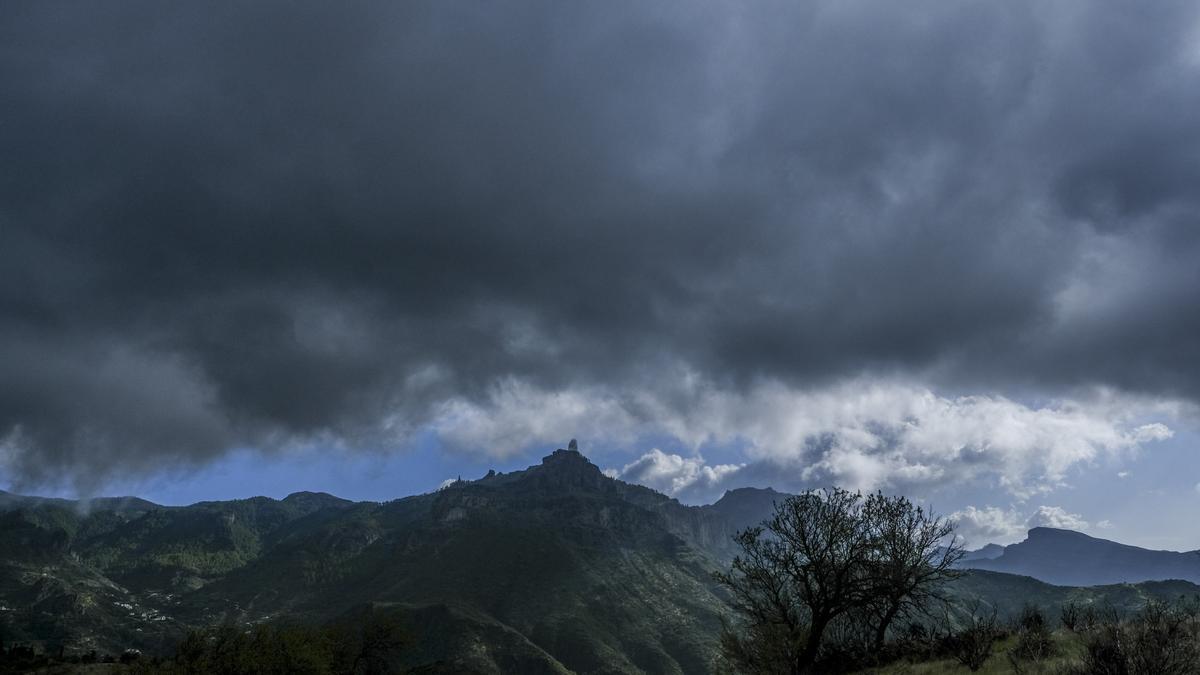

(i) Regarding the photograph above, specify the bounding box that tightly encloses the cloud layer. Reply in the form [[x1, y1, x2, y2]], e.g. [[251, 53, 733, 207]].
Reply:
[[594, 380, 1172, 502], [2, 1, 1198, 491], [950, 505, 1091, 546]]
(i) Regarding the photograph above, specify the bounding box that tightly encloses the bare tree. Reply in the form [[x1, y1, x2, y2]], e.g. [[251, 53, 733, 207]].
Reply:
[[715, 488, 963, 673], [949, 601, 999, 672], [714, 489, 876, 674], [861, 492, 964, 650]]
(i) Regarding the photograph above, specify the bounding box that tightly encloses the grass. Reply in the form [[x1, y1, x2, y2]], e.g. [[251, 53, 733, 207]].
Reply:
[[855, 630, 1089, 675]]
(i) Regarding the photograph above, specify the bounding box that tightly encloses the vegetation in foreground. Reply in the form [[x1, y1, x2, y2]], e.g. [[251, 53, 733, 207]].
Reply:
[[0, 606, 413, 674], [12, 597, 1200, 675], [715, 488, 964, 673], [850, 598, 1200, 674], [715, 488, 1200, 674]]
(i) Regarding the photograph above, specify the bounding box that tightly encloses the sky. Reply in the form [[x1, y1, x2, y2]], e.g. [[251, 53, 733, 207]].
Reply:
[[2, 1, 1199, 550]]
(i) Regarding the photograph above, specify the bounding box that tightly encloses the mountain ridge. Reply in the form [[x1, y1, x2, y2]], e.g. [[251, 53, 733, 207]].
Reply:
[[963, 526, 1200, 586], [2, 449, 1198, 672], [0, 448, 743, 672]]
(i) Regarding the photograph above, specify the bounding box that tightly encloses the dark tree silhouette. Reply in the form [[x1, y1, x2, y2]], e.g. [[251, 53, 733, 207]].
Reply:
[[715, 489, 876, 673], [861, 492, 963, 650], [715, 488, 962, 674]]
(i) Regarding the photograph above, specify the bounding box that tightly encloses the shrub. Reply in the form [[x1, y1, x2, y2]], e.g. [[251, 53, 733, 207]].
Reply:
[[1079, 604, 1100, 633], [1071, 602, 1200, 675], [147, 606, 413, 675], [895, 621, 938, 662], [1124, 602, 1199, 675], [948, 607, 998, 672], [1011, 604, 1055, 661], [1061, 602, 1080, 632]]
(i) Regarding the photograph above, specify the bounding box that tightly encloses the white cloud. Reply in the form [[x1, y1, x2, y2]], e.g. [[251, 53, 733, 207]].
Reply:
[[421, 375, 1177, 498], [949, 506, 1027, 546], [671, 379, 1176, 497], [610, 449, 743, 502], [1097, 520, 1113, 529], [951, 504, 1091, 545], [1027, 505, 1089, 531], [1117, 471, 1130, 478], [429, 379, 644, 458], [1133, 423, 1173, 443]]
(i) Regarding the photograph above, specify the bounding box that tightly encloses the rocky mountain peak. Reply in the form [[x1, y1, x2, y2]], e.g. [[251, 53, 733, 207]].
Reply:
[[534, 443, 607, 491], [706, 487, 785, 530], [541, 447, 589, 465], [961, 543, 1006, 562], [1026, 526, 1090, 540]]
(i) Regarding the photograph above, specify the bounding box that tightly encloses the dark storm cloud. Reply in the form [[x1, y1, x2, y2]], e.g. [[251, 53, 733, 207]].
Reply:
[[2, 0, 1198, 488]]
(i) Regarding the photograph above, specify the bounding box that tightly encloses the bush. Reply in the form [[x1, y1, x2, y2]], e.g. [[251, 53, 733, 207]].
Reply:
[[717, 619, 805, 675], [1011, 604, 1055, 661], [894, 621, 939, 662], [144, 606, 413, 675], [1071, 602, 1200, 675], [1078, 604, 1100, 633], [948, 607, 998, 672], [1061, 602, 1080, 632]]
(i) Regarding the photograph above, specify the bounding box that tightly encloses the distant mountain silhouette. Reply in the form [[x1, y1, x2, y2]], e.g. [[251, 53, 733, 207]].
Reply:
[[961, 543, 1005, 562], [962, 527, 1200, 586], [702, 486, 785, 532]]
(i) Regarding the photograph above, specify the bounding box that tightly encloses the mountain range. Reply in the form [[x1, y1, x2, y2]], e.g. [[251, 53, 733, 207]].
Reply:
[[960, 526, 1200, 586], [2, 447, 1199, 673]]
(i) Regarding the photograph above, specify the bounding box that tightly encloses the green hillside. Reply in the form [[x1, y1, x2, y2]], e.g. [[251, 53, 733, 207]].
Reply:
[[1, 450, 1196, 673]]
